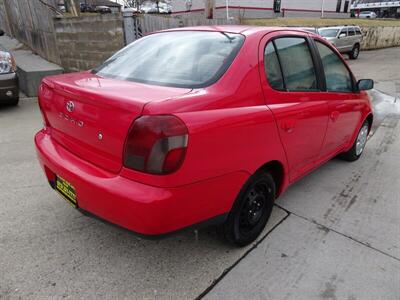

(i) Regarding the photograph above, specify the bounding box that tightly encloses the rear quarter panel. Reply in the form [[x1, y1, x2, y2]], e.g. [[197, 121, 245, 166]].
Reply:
[[120, 32, 289, 189]]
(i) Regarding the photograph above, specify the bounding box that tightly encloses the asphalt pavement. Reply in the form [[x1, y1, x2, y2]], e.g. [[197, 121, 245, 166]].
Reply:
[[0, 47, 399, 300]]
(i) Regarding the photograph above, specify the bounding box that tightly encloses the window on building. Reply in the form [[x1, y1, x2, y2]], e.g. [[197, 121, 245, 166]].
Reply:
[[336, 0, 342, 12]]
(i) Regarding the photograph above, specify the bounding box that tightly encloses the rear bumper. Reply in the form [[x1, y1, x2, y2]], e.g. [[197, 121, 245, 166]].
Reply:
[[34, 130, 247, 236], [0, 72, 18, 101]]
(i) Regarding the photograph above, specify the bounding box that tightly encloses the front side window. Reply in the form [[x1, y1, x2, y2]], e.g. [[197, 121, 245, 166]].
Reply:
[[316, 41, 353, 93], [340, 28, 348, 37], [273, 37, 318, 91], [94, 31, 244, 88]]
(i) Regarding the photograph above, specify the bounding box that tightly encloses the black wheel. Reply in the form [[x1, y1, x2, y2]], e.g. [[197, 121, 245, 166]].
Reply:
[[349, 44, 360, 60], [340, 120, 369, 162], [218, 171, 275, 247], [7, 97, 19, 106]]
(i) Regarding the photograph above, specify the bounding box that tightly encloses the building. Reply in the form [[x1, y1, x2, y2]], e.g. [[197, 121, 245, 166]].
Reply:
[[171, 0, 352, 18], [351, 0, 400, 18]]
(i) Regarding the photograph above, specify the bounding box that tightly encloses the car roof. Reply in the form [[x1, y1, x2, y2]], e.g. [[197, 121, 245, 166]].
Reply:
[[319, 25, 359, 30], [160, 25, 317, 36]]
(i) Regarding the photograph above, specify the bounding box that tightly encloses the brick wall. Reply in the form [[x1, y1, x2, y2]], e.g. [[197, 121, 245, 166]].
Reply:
[[53, 15, 125, 72]]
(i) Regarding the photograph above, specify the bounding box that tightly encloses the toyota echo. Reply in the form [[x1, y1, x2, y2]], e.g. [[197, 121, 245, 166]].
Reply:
[[35, 26, 373, 246]]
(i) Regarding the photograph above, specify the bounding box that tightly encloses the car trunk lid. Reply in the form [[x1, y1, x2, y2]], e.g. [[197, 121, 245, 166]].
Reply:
[[39, 72, 191, 173]]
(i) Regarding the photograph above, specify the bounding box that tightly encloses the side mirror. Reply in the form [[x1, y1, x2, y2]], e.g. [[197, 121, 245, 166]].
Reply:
[[357, 79, 374, 91], [338, 33, 346, 38], [0, 30, 4, 36]]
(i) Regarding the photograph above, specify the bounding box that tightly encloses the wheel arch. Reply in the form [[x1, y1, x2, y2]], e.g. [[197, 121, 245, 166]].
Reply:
[[257, 160, 286, 198], [366, 113, 373, 132]]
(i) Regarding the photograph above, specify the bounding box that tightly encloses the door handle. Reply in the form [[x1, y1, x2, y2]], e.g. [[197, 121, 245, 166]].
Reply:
[[281, 119, 296, 133], [330, 111, 340, 122]]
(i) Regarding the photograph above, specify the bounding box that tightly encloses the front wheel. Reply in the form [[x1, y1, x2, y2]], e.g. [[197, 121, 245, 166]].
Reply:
[[340, 121, 369, 161], [218, 171, 275, 247], [349, 44, 360, 60]]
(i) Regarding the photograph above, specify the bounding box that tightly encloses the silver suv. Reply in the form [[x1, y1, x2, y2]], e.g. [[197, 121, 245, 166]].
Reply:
[[318, 26, 363, 59]]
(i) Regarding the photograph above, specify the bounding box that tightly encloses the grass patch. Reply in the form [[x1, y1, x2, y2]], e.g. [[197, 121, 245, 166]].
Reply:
[[243, 18, 400, 27]]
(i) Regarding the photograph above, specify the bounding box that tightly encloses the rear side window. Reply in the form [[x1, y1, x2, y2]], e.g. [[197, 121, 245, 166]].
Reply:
[[316, 41, 353, 93], [264, 42, 284, 90], [348, 27, 355, 36], [355, 28, 362, 35], [272, 37, 318, 91]]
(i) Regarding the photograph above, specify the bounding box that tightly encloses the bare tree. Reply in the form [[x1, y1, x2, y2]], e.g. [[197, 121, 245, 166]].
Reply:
[[37, 0, 63, 15], [205, 0, 215, 19]]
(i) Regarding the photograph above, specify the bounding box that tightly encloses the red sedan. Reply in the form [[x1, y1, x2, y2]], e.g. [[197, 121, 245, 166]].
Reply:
[[35, 26, 373, 246]]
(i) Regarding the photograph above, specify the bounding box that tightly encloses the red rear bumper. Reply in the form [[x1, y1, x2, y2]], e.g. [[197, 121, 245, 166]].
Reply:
[[34, 130, 248, 236]]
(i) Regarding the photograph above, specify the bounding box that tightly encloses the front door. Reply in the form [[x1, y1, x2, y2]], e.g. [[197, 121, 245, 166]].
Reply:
[[260, 32, 329, 182], [313, 39, 362, 160]]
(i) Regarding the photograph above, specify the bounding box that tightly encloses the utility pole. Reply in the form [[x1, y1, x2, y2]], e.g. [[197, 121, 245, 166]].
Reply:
[[225, 0, 229, 19], [321, 0, 325, 18], [65, 0, 79, 16]]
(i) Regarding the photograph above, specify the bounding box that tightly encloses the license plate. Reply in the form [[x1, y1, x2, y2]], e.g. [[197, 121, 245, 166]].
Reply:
[[55, 176, 77, 208]]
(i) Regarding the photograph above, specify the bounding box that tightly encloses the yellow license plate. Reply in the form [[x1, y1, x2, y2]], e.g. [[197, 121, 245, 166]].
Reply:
[[55, 176, 77, 208]]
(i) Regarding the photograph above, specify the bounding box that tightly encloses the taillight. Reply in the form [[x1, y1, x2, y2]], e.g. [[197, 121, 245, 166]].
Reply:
[[124, 115, 188, 175], [38, 82, 53, 127]]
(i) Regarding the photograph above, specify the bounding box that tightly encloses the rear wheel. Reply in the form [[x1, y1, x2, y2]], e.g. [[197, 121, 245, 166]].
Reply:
[[218, 171, 275, 247], [340, 120, 369, 161], [349, 44, 360, 60]]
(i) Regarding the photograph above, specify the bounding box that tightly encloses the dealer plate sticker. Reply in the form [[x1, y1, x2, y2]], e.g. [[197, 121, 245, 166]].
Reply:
[[55, 176, 77, 208]]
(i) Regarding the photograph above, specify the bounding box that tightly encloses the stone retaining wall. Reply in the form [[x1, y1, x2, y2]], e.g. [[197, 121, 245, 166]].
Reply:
[[53, 15, 124, 72], [361, 26, 400, 50]]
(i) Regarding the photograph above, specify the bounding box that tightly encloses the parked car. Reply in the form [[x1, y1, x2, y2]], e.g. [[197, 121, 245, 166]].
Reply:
[[358, 11, 377, 18], [0, 36, 19, 106], [80, 3, 96, 13], [318, 26, 363, 59], [96, 5, 112, 14], [293, 27, 318, 34], [141, 2, 158, 13], [35, 27, 373, 246]]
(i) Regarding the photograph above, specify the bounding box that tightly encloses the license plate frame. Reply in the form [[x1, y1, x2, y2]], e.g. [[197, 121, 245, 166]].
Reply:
[[55, 175, 78, 208]]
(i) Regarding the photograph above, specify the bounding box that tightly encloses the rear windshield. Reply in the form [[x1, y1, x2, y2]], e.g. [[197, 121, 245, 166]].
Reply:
[[93, 31, 244, 88], [318, 29, 339, 38]]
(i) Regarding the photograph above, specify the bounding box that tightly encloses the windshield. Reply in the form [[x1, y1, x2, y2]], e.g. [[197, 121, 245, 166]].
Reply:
[[318, 29, 339, 38], [94, 31, 245, 88]]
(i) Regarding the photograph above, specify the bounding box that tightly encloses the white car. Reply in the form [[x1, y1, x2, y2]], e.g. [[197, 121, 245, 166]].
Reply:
[[359, 11, 377, 19]]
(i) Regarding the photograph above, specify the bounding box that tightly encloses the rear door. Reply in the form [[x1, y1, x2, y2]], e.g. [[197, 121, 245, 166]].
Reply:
[[347, 27, 357, 49], [259, 31, 329, 182]]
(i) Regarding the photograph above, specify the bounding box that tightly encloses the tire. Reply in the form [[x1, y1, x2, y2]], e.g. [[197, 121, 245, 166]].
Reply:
[[8, 97, 19, 106], [339, 120, 369, 162], [217, 171, 275, 247], [349, 44, 360, 60]]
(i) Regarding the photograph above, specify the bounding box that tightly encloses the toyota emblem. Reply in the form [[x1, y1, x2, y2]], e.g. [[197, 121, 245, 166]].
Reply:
[[66, 101, 74, 112]]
